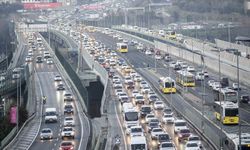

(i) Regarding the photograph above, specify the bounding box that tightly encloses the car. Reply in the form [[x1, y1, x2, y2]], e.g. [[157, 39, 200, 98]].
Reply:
[[159, 142, 176, 150], [202, 70, 209, 77], [40, 128, 53, 140], [124, 66, 132, 73], [140, 105, 152, 118], [163, 107, 173, 115], [212, 82, 221, 91], [158, 133, 171, 145], [240, 95, 250, 103], [59, 141, 74, 150], [195, 72, 205, 81], [57, 83, 65, 90], [120, 95, 130, 103], [148, 94, 159, 104], [169, 62, 176, 68], [36, 56, 43, 63], [145, 114, 155, 123], [113, 81, 122, 89], [46, 58, 53, 64], [232, 83, 241, 90], [112, 76, 120, 83], [115, 89, 123, 96], [131, 90, 139, 98], [155, 55, 162, 60], [25, 56, 33, 62], [187, 66, 195, 72], [185, 142, 201, 150], [162, 114, 175, 124], [207, 80, 215, 87], [154, 101, 165, 110], [64, 103, 74, 114], [174, 119, 187, 133], [147, 122, 160, 133], [126, 81, 135, 89], [54, 75, 62, 81], [151, 128, 165, 139], [164, 56, 171, 62], [145, 50, 152, 55], [140, 81, 149, 88], [64, 117, 75, 126], [177, 128, 191, 141], [141, 86, 151, 94], [118, 92, 127, 99], [28, 51, 34, 56], [61, 127, 75, 139], [133, 75, 142, 82], [64, 93, 73, 101], [188, 135, 202, 148], [129, 126, 144, 137], [134, 94, 145, 104]]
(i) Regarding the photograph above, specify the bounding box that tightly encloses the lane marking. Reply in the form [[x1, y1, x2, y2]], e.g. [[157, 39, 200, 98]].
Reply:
[[114, 102, 128, 150]]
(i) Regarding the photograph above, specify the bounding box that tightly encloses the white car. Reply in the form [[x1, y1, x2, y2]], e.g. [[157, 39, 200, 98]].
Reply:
[[112, 76, 120, 82], [185, 142, 201, 150], [159, 142, 176, 150], [232, 83, 241, 90], [169, 62, 176, 68], [113, 82, 122, 88], [145, 114, 155, 123], [140, 81, 149, 88], [54, 75, 62, 81], [151, 128, 165, 139], [46, 58, 53, 64], [61, 127, 75, 139], [64, 117, 75, 126], [124, 76, 133, 84], [145, 50, 152, 55], [64, 93, 73, 101], [115, 89, 123, 96], [154, 101, 165, 110], [131, 90, 139, 98], [134, 94, 145, 104], [28, 51, 34, 56], [174, 119, 188, 133], [188, 135, 202, 148], [195, 72, 205, 81], [212, 82, 221, 91], [129, 126, 144, 137], [141, 86, 151, 94], [40, 128, 53, 140], [207, 80, 215, 87], [155, 55, 162, 60], [118, 92, 127, 99], [187, 66, 195, 72], [162, 114, 175, 124], [25, 56, 33, 62], [133, 75, 142, 82], [119, 95, 130, 103]]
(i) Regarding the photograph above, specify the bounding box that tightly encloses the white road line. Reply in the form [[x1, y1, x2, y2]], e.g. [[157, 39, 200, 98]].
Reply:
[[114, 102, 127, 150]]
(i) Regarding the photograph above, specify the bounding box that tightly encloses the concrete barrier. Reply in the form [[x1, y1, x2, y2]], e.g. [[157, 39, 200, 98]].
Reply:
[[215, 39, 250, 55]]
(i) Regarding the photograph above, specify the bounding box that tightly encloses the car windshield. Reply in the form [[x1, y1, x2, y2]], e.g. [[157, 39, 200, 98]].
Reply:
[[175, 122, 186, 126], [180, 129, 190, 133], [162, 143, 174, 147], [159, 134, 170, 141], [142, 107, 151, 111], [65, 117, 73, 121], [153, 129, 163, 132], [136, 96, 144, 99], [149, 95, 157, 99], [61, 142, 72, 146], [42, 129, 51, 133], [164, 114, 172, 118], [189, 136, 200, 141], [65, 105, 73, 109], [131, 128, 142, 133], [149, 122, 158, 127], [187, 143, 198, 147], [63, 128, 73, 132]]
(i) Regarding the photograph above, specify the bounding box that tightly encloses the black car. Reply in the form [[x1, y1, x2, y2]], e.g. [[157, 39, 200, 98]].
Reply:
[[140, 106, 152, 118], [241, 95, 250, 103], [57, 84, 65, 90], [158, 133, 171, 145], [36, 56, 43, 63], [64, 104, 74, 114]]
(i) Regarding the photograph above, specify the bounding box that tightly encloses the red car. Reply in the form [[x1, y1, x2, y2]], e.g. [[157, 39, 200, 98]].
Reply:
[[59, 141, 74, 150]]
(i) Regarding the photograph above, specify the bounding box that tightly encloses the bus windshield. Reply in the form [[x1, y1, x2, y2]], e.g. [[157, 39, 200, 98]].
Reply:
[[186, 77, 194, 83], [131, 144, 146, 150], [121, 45, 127, 49], [125, 112, 138, 121], [225, 92, 237, 101], [165, 82, 175, 88], [225, 108, 238, 116]]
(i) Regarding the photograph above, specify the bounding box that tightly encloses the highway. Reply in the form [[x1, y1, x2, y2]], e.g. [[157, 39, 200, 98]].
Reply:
[[88, 31, 250, 148]]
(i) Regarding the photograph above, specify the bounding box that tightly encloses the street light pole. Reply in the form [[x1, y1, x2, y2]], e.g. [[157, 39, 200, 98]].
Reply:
[[16, 77, 19, 132], [237, 50, 242, 150], [218, 49, 223, 150]]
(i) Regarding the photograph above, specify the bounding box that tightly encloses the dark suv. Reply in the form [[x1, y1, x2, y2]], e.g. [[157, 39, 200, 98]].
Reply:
[[64, 104, 74, 115], [140, 105, 152, 118]]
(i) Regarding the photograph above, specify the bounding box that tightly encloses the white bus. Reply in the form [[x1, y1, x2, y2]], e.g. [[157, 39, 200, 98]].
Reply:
[[225, 133, 250, 150], [214, 88, 238, 103], [123, 105, 139, 131], [130, 136, 147, 150]]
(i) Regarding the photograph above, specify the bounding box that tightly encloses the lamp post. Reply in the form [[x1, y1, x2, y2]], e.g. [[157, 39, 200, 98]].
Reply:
[[218, 48, 223, 150]]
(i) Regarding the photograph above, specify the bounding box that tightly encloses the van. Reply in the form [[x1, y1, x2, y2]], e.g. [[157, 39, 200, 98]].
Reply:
[[45, 108, 58, 123]]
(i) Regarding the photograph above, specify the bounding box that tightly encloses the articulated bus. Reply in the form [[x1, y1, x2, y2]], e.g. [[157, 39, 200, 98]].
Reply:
[[224, 133, 250, 150], [117, 43, 128, 53], [159, 77, 176, 94], [176, 70, 195, 87], [213, 101, 239, 125], [214, 88, 238, 103]]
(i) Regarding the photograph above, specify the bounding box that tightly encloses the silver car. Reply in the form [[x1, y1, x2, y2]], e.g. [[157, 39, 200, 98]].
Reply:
[[40, 128, 53, 140]]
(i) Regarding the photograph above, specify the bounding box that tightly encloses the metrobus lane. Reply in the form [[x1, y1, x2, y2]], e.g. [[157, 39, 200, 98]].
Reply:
[[30, 56, 81, 150], [114, 66, 186, 150]]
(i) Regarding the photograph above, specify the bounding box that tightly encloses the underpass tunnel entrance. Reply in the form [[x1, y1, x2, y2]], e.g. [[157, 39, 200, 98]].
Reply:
[[87, 80, 104, 118]]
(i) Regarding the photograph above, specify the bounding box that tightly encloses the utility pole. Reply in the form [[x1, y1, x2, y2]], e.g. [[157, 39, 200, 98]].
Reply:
[[218, 49, 223, 150]]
